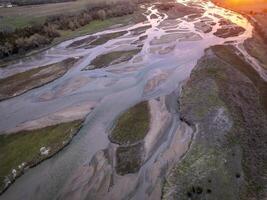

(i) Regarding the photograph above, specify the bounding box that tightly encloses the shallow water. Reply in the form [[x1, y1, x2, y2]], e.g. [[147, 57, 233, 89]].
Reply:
[[0, 0, 263, 199]]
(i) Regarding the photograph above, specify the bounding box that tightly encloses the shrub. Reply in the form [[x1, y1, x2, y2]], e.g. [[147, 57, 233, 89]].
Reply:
[[43, 25, 60, 37], [68, 21, 75, 31], [0, 0, 138, 59], [97, 9, 106, 21]]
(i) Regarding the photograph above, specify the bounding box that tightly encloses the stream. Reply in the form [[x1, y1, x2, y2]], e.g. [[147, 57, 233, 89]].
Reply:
[[0, 0, 262, 199]]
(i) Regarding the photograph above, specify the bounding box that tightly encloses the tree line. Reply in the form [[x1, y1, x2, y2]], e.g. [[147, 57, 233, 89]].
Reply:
[[0, 1, 137, 59]]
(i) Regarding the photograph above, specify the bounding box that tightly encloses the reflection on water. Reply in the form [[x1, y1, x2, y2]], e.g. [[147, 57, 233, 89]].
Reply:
[[203, 1, 250, 28]]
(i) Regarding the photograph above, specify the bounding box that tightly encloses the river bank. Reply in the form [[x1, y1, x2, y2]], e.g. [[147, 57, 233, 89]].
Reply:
[[211, 0, 267, 71], [163, 45, 267, 199], [0, 120, 84, 194]]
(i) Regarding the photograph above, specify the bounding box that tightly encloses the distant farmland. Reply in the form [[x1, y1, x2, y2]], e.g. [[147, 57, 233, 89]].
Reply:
[[0, 0, 130, 30]]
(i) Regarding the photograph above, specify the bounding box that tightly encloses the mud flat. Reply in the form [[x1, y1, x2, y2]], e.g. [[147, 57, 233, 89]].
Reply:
[[0, 120, 84, 194], [163, 45, 267, 200], [0, 58, 78, 101]]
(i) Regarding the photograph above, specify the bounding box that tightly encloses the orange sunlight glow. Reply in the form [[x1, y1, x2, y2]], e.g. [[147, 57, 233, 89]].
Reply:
[[225, 0, 267, 6]]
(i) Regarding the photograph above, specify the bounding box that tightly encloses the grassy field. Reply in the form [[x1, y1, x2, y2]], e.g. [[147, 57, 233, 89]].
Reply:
[[110, 102, 150, 145], [0, 120, 83, 192], [0, 0, 131, 30], [88, 49, 141, 69], [163, 45, 267, 199], [55, 15, 133, 41], [0, 58, 77, 100]]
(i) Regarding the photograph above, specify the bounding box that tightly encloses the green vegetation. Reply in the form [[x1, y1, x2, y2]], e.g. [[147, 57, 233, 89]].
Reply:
[[211, 45, 267, 111], [0, 0, 131, 29], [110, 102, 150, 145], [0, 0, 150, 62], [58, 16, 133, 45], [163, 47, 243, 200], [129, 25, 151, 36], [0, 0, 138, 60], [116, 142, 144, 175], [0, 58, 77, 101], [180, 75, 224, 119], [0, 120, 83, 192], [67, 35, 97, 48], [110, 101, 150, 176], [163, 144, 239, 200], [0, 16, 46, 30], [90, 31, 127, 46], [88, 49, 141, 69], [163, 45, 267, 200], [210, 46, 267, 199], [244, 35, 267, 70]]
